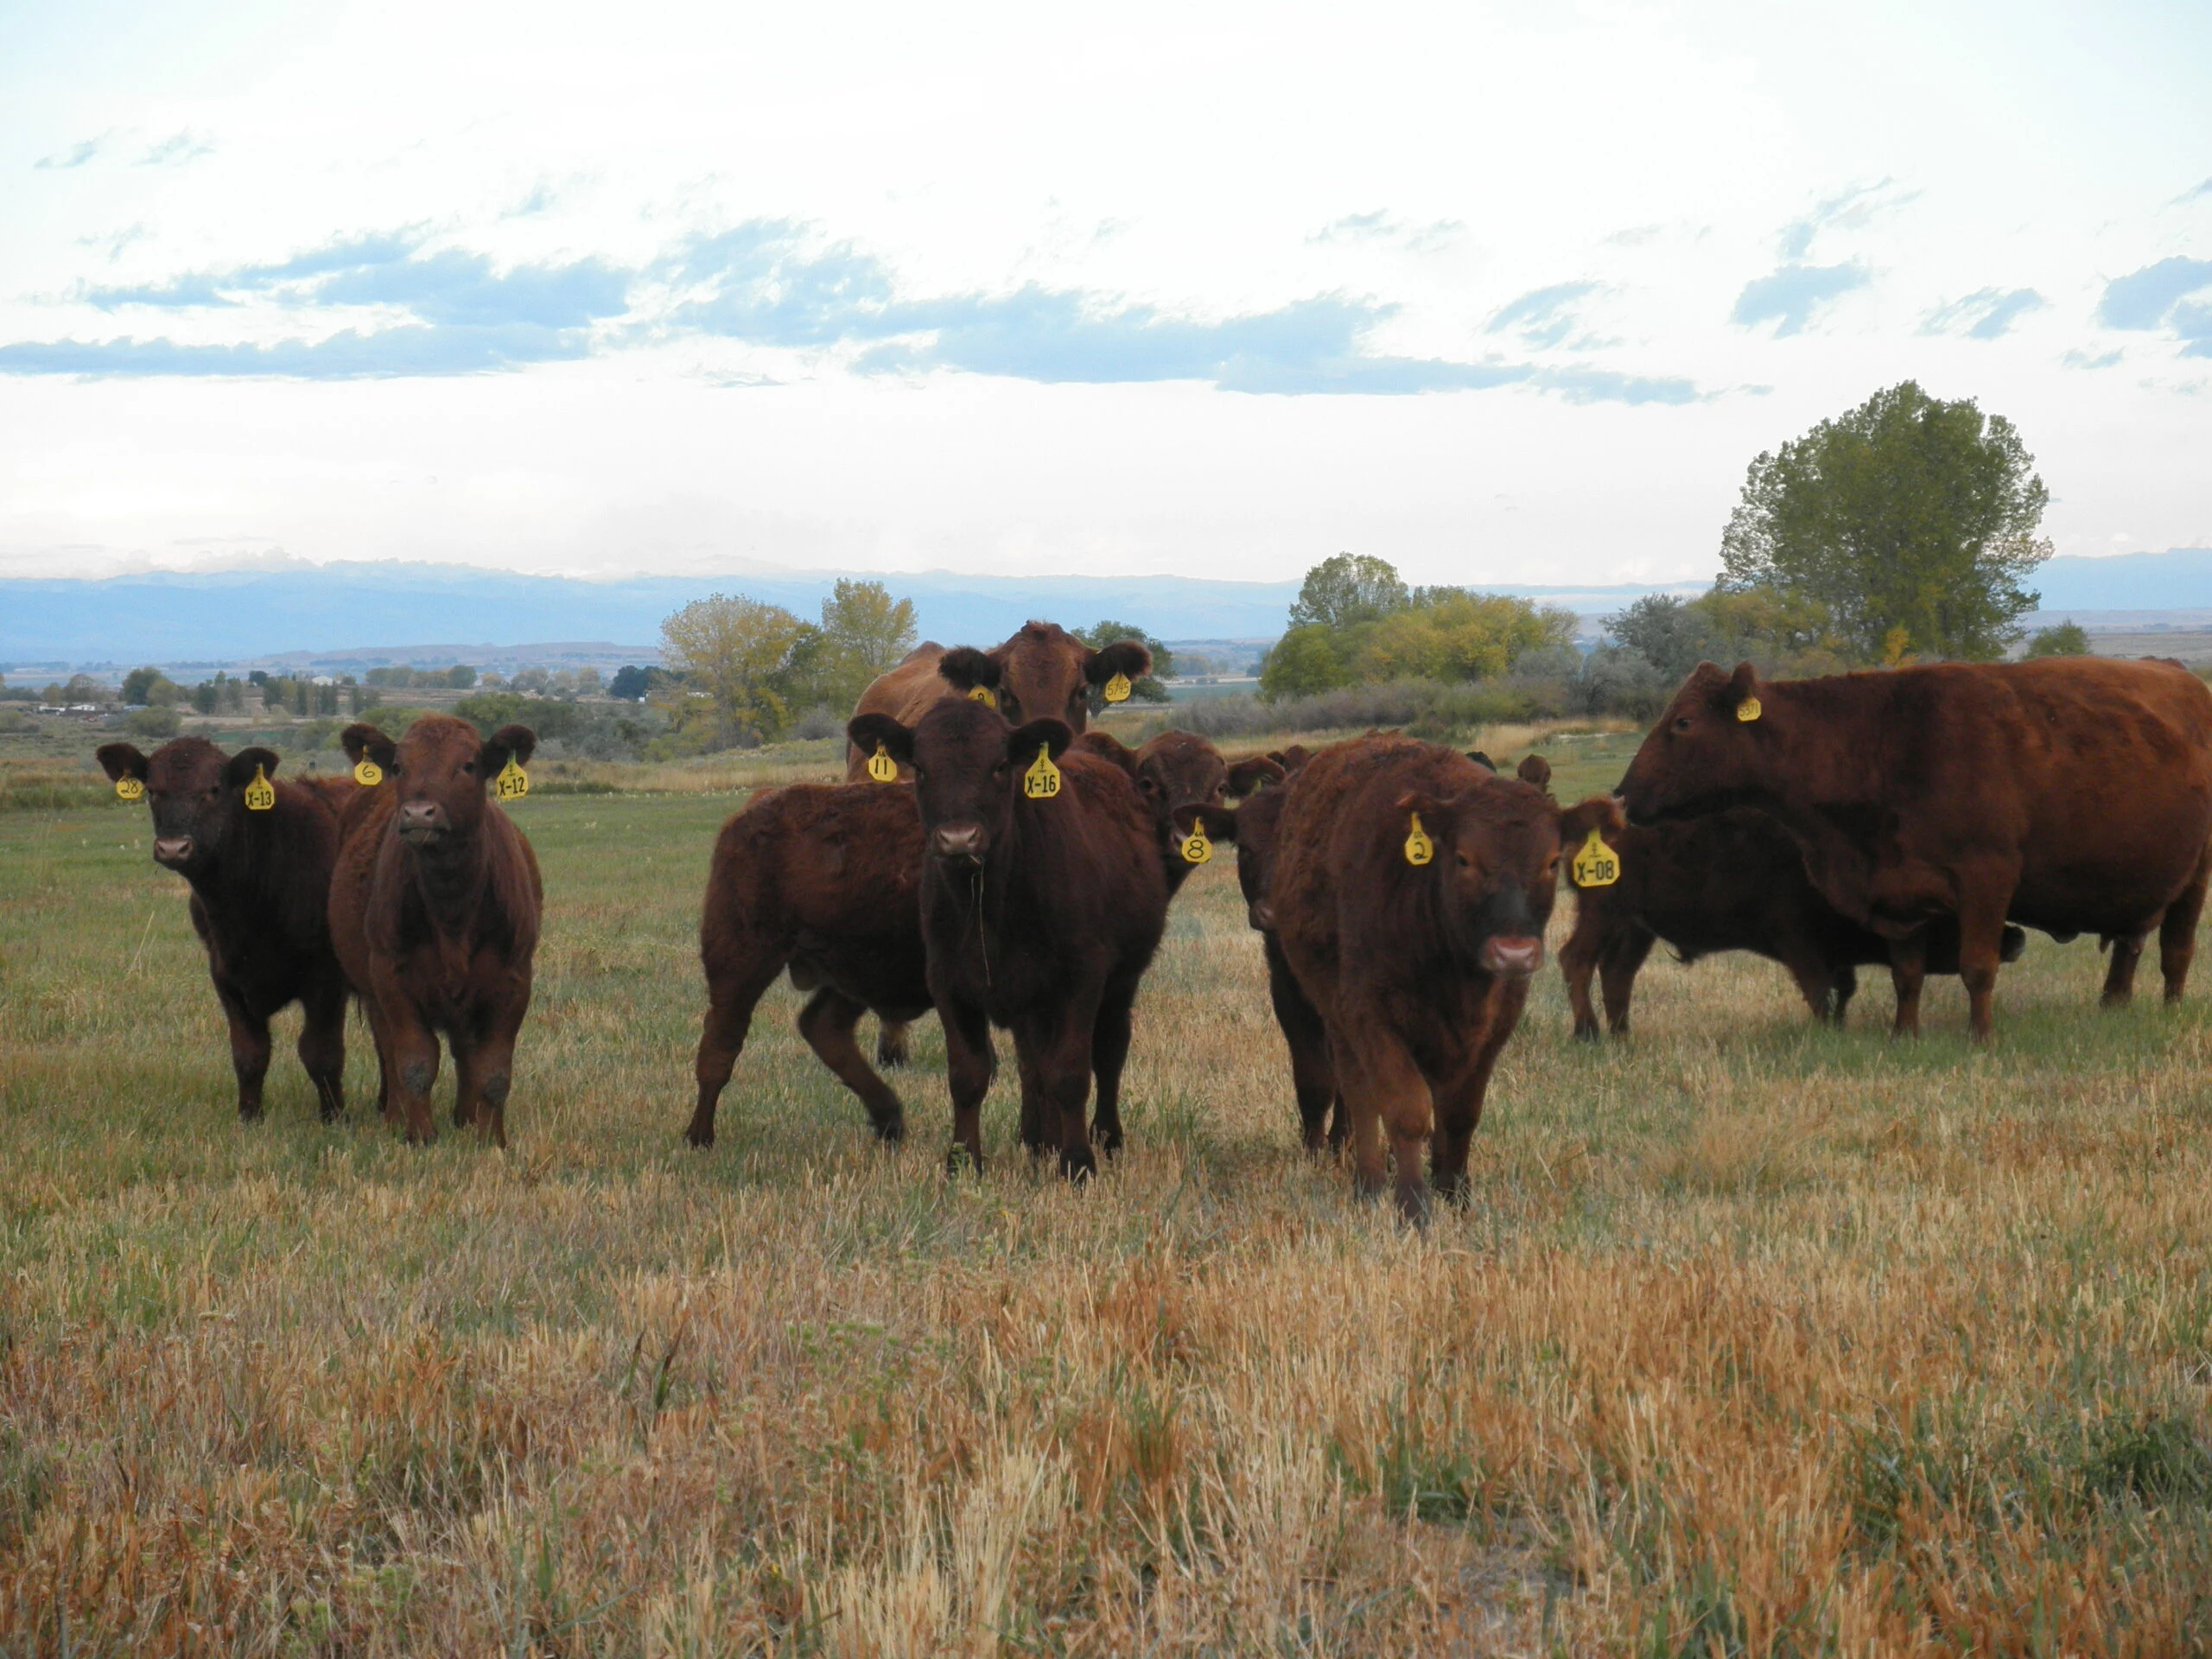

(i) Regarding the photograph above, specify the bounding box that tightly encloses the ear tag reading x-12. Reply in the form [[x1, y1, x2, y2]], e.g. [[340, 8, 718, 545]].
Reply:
[[115, 775, 143, 802], [1180, 824, 1212, 865], [495, 755, 530, 800], [1103, 671, 1132, 704], [1736, 696, 1762, 722], [1571, 825, 1621, 888], [1403, 811, 1433, 867], [866, 744, 899, 783], [1023, 744, 1061, 799], [967, 685, 997, 709], [244, 766, 276, 812], [353, 758, 384, 787]]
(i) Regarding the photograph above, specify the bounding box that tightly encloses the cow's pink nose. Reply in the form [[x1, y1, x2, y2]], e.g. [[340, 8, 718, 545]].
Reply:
[[1480, 935, 1545, 976], [398, 801, 446, 838], [153, 836, 193, 865], [931, 823, 986, 861]]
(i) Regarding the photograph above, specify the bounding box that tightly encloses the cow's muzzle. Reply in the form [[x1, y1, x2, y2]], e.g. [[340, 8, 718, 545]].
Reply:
[[397, 801, 449, 845], [153, 836, 194, 867], [1479, 935, 1545, 976], [931, 823, 988, 865]]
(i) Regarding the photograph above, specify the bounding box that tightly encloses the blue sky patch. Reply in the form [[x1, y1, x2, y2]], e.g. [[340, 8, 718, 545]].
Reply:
[[1730, 262, 1869, 337]]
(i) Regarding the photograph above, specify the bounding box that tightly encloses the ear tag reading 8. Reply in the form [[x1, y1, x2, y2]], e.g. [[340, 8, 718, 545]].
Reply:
[[967, 685, 997, 709], [1023, 744, 1061, 799], [1571, 825, 1620, 888], [494, 755, 530, 800], [115, 776, 144, 802], [1103, 671, 1132, 704], [243, 765, 276, 812], [866, 744, 899, 783], [1403, 811, 1433, 867], [1180, 824, 1213, 865], [1736, 696, 1763, 722], [353, 758, 384, 787]]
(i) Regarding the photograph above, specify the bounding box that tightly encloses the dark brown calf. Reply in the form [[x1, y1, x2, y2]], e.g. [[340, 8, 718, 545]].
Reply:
[[1074, 728, 1281, 892], [97, 738, 353, 1122], [849, 688, 1168, 1179], [330, 717, 543, 1146]]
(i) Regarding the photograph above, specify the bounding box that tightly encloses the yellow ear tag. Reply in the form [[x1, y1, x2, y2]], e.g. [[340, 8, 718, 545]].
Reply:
[[1180, 824, 1212, 865], [1103, 671, 1132, 704], [866, 744, 899, 783], [1736, 696, 1762, 722], [494, 755, 530, 800], [1403, 811, 1433, 867], [243, 765, 276, 812], [353, 758, 384, 787], [967, 685, 997, 709], [1571, 825, 1620, 888], [115, 775, 144, 802], [1023, 744, 1061, 799]]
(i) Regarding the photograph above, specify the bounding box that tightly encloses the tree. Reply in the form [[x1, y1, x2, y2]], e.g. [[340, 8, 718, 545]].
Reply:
[[658, 593, 809, 747], [1719, 380, 2051, 662], [609, 664, 654, 702], [2025, 620, 2090, 658], [1352, 591, 1575, 683], [119, 666, 181, 706], [1258, 625, 1348, 702], [1077, 620, 1173, 709], [793, 580, 919, 712], [1286, 553, 1409, 632], [447, 664, 478, 689]]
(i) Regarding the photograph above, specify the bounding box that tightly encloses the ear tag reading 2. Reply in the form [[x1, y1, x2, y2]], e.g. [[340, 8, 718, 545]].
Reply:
[[115, 776, 144, 802], [967, 685, 997, 709], [1023, 744, 1061, 799], [1571, 826, 1621, 888], [1736, 696, 1762, 722], [1403, 811, 1433, 867], [494, 755, 530, 800], [353, 758, 384, 787], [244, 766, 276, 812], [1180, 824, 1212, 865], [866, 744, 899, 783], [1103, 671, 1132, 704]]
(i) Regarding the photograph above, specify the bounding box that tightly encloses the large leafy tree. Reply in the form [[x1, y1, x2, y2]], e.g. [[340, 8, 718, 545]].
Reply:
[[811, 579, 919, 710], [1285, 553, 1409, 632], [658, 593, 809, 747], [1719, 381, 2050, 662]]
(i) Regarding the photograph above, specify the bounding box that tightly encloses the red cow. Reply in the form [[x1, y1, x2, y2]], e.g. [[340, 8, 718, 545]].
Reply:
[[1073, 728, 1282, 892]]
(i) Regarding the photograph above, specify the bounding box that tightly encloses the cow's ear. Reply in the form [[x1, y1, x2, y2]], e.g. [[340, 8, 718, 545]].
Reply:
[[848, 713, 915, 768], [95, 742, 149, 785], [1007, 717, 1074, 765], [1084, 638, 1152, 687], [1271, 744, 1313, 774], [937, 647, 1002, 694], [340, 723, 397, 770], [1173, 802, 1239, 843], [1225, 755, 1284, 797], [1465, 749, 1497, 772], [1558, 794, 1625, 843], [1720, 661, 1760, 711], [1516, 753, 1554, 791], [481, 725, 537, 779], [1074, 729, 1137, 776], [224, 747, 281, 790], [1393, 790, 1456, 838]]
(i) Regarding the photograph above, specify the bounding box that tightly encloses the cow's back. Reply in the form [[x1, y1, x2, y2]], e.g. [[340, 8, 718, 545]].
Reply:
[[846, 645, 950, 778]]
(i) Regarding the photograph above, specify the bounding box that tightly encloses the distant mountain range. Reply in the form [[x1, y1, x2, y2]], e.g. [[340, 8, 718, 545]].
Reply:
[[2, 549, 2207, 671]]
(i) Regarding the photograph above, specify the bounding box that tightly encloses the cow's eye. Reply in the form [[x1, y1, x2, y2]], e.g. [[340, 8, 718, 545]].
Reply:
[[461, 761, 476, 775], [1673, 715, 1693, 733]]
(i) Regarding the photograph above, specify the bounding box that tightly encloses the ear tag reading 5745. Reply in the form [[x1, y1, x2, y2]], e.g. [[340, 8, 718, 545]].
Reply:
[[1736, 696, 1762, 722], [1403, 811, 1433, 867], [967, 685, 997, 709], [494, 755, 530, 800], [1023, 744, 1061, 799], [243, 765, 276, 812], [1180, 824, 1212, 865], [353, 758, 384, 787], [866, 744, 899, 784], [115, 776, 144, 802], [1571, 826, 1620, 888], [1103, 671, 1132, 704]]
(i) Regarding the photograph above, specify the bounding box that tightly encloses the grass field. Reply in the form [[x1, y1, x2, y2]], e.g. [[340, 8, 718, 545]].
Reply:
[[4, 725, 2212, 1655]]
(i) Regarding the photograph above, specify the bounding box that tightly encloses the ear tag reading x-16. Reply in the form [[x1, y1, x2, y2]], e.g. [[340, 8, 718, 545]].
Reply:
[[1023, 745, 1061, 799], [115, 776, 143, 802], [353, 758, 383, 787], [1571, 826, 1621, 887], [244, 766, 276, 812], [1403, 811, 1433, 867], [867, 744, 899, 783], [1180, 825, 1212, 865], [495, 756, 530, 800], [1103, 671, 1132, 703]]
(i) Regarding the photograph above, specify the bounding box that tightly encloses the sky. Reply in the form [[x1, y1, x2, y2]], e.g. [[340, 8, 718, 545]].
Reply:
[[2, 0, 2208, 588]]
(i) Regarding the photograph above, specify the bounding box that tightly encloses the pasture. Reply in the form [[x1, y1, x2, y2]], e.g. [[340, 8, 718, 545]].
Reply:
[[4, 727, 2212, 1655]]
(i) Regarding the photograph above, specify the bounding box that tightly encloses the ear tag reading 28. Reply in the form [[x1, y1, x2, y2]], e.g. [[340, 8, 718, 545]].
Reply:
[[1180, 824, 1212, 865], [244, 765, 276, 812], [1103, 671, 1132, 704], [1571, 826, 1620, 888], [866, 744, 899, 783], [1403, 811, 1433, 867], [353, 758, 384, 787], [967, 685, 998, 709], [1023, 744, 1061, 799], [1736, 696, 1763, 722], [494, 755, 530, 800], [115, 776, 144, 802]]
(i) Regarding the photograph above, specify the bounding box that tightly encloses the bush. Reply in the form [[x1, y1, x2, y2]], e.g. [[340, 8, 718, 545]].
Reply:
[[120, 706, 182, 739], [2026, 620, 2090, 658]]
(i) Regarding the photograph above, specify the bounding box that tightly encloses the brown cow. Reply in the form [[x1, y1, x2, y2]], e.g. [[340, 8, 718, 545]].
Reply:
[[1074, 728, 1282, 893], [97, 738, 353, 1122], [686, 782, 931, 1147], [1262, 735, 1612, 1219], [330, 717, 543, 1145], [1557, 805, 2028, 1038], [1618, 658, 2212, 1039], [849, 688, 1168, 1179]]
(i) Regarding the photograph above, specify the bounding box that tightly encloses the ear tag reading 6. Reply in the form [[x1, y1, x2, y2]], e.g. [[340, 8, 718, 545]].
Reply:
[[353, 758, 384, 787], [1103, 671, 1132, 704], [494, 755, 530, 800], [1736, 696, 1763, 723], [1403, 811, 1434, 867], [115, 776, 144, 802], [967, 685, 997, 709], [1180, 825, 1212, 865], [1023, 744, 1061, 799], [1571, 826, 1621, 888], [866, 744, 899, 784], [243, 766, 276, 812]]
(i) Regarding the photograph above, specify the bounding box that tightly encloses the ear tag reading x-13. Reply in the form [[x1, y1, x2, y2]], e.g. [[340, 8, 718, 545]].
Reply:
[[244, 766, 276, 812], [495, 755, 530, 800], [115, 775, 143, 802], [1180, 824, 1212, 865], [1103, 671, 1132, 704], [967, 685, 997, 709], [1403, 811, 1433, 867], [1736, 696, 1762, 722], [353, 758, 384, 787], [1023, 744, 1061, 799], [866, 744, 899, 783], [1571, 825, 1620, 888]]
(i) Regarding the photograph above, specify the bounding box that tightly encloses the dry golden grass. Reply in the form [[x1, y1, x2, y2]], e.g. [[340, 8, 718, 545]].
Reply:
[[5, 731, 2212, 1655]]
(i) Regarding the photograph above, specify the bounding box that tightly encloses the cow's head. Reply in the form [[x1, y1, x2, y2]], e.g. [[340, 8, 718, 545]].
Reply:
[[379, 714, 535, 853], [1174, 787, 1288, 931], [850, 699, 1071, 870], [1079, 730, 1281, 855], [1388, 776, 1592, 977], [1618, 661, 1767, 824], [98, 736, 282, 875], [1516, 753, 1553, 793], [937, 621, 1151, 733]]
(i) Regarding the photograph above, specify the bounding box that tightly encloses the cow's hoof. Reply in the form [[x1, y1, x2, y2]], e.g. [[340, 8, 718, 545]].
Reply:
[[1059, 1147, 1096, 1183], [684, 1123, 715, 1149], [945, 1144, 984, 1177], [870, 1112, 906, 1144]]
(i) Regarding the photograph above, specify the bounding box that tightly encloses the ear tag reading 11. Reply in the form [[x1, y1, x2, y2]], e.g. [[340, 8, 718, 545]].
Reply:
[[1571, 825, 1621, 888], [1180, 824, 1212, 865], [353, 758, 384, 787], [115, 776, 144, 802], [1403, 811, 1433, 867], [1103, 671, 1132, 704], [494, 755, 530, 800], [1023, 744, 1061, 799], [866, 744, 899, 783], [244, 766, 276, 812], [1736, 696, 1763, 722], [967, 685, 997, 709]]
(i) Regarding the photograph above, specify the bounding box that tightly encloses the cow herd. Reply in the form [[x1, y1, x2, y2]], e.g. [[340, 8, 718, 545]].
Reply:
[[96, 623, 2212, 1222]]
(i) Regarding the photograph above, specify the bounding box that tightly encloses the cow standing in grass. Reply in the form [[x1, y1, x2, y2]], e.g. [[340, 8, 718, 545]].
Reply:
[[330, 717, 543, 1146], [1074, 728, 1282, 893], [98, 737, 355, 1122]]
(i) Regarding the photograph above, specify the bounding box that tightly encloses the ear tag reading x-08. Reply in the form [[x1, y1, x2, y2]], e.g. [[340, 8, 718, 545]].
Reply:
[[1403, 811, 1433, 867], [1736, 696, 1762, 722], [1571, 826, 1621, 888], [495, 756, 530, 800], [115, 776, 143, 802], [1023, 744, 1061, 799], [866, 744, 899, 783], [244, 766, 276, 812], [967, 685, 997, 709], [353, 758, 384, 787], [1103, 671, 1132, 704], [1180, 825, 1212, 865]]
